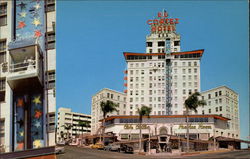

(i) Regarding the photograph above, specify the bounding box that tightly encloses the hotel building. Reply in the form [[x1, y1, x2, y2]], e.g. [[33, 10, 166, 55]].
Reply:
[[91, 88, 126, 135], [123, 11, 203, 116], [0, 0, 56, 152], [57, 107, 91, 142], [198, 86, 240, 139]]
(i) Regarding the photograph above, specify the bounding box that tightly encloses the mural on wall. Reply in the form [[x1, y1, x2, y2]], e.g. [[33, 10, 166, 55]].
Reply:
[[15, 96, 25, 151], [30, 93, 44, 148], [15, 0, 45, 51]]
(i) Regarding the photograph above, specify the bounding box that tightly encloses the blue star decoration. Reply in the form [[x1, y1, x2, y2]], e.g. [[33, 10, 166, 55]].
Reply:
[[18, 2, 26, 10], [34, 121, 41, 128]]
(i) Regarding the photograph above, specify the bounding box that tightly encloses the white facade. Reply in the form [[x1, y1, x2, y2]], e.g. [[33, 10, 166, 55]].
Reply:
[[0, 0, 56, 152], [57, 107, 91, 142], [91, 88, 126, 135], [124, 12, 202, 116], [198, 86, 240, 139]]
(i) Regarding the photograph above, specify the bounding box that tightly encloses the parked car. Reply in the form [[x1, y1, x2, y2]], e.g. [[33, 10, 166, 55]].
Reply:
[[57, 141, 66, 146], [55, 146, 65, 154], [91, 143, 104, 149], [120, 144, 133, 153], [104, 143, 120, 152]]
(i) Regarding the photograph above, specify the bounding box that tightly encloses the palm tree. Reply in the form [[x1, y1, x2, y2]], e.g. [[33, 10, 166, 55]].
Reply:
[[61, 123, 73, 142], [100, 100, 118, 144], [184, 92, 206, 152], [137, 105, 152, 153], [78, 120, 91, 145]]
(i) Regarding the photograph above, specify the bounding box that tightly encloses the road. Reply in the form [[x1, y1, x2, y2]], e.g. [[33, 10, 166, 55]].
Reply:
[[57, 146, 250, 159]]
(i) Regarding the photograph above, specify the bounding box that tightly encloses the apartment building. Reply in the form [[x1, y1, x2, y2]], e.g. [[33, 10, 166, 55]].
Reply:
[[91, 88, 126, 135], [198, 86, 240, 139], [123, 11, 203, 116], [57, 107, 91, 142], [0, 0, 56, 152]]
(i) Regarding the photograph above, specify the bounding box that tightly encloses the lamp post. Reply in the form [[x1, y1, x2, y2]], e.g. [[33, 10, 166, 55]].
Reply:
[[148, 126, 151, 155]]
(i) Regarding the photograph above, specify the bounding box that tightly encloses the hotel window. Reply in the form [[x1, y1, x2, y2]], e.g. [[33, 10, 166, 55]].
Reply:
[[149, 97, 152, 102], [174, 75, 177, 80], [194, 68, 197, 73], [174, 62, 177, 66], [182, 75, 186, 80], [46, 0, 55, 12], [219, 98, 222, 103], [146, 42, 152, 47], [158, 41, 165, 46], [130, 63, 133, 67], [182, 62, 185, 66], [219, 91, 222, 96], [141, 90, 144, 95], [46, 32, 55, 50], [141, 83, 144, 88], [182, 82, 186, 87], [136, 70, 139, 74], [208, 94, 211, 99], [216, 107, 218, 112], [149, 49, 152, 53], [107, 93, 110, 98], [215, 99, 218, 104], [141, 63, 144, 67], [194, 61, 197, 66], [188, 69, 191, 73], [136, 63, 139, 67], [194, 82, 198, 87], [174, 69, 177, 74], [174, 41, 180, 46], [111, 94, 113, 99], [215, 92, 218, 97], [183, 89, 186, 95], [130, 77, 133, 82], [188, 82, 192, 87], [0, 39, 6, 53], [130, 70, 133, 75], [0, 119, 4, 145], [135, 90, 138, 95], [188, 62, 191, 66], [188, 75, 192, 80], [202, 110, 204, 114], [208, 109, 211, 113], [194, 75, 197, 80], [182, 69, 186, 74], [136, 77, 139, 82], [219, 106, 222, 111], [141, 70, 144, 75], [0, 3, 7, 26]]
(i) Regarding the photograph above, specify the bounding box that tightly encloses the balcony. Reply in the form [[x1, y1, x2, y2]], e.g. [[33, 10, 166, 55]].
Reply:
[[7, 42, 44, 90]]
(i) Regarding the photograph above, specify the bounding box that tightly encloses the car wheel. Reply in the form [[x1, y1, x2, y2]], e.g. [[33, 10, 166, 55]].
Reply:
[[117, 148, 120, 152]]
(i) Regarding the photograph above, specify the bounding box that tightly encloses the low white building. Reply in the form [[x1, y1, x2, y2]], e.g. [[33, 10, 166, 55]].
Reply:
[[198, 86, 240, 139], [103, 115, 229, 141], [91, 88, 127, 135], [57, 107, 91, 142]]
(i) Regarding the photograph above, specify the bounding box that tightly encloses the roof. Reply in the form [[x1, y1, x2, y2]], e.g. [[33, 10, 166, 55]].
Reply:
[[100, 114, 230, 122], [214, 136, 250, 144], [123, 49, 204, 59]]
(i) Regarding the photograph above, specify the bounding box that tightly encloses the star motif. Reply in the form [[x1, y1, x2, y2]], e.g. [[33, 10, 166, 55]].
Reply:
[[34, 121, 41, 128], [33, 96, 41, 104], [32, 18, 41, 27], [34, 110, 42, 119], [19, 131, 24, 137], [17, 21, 26, 29], [33, 139, 42, 148], [34, 30, 42, 38], [17, 98, 24, 107], [16, 142, 24, 150], [17, 119, 24, 128], [34, 3, 41, 10], [19, 11, 27, 18], [18, 2, 26, 10]]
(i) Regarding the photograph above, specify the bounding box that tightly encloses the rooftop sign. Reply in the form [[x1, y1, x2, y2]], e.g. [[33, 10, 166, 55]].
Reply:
[[147, 11, 179, 32]]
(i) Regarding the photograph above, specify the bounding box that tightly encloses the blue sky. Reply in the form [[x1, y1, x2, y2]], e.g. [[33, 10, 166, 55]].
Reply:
[[57, 1, 249, 142]]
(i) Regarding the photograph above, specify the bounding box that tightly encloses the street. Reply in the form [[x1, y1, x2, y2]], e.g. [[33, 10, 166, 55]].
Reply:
[[57, 146, 250, 159]]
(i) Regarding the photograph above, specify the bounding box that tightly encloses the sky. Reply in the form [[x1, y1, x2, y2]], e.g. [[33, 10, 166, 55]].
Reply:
[[57, 1, 249, 143]]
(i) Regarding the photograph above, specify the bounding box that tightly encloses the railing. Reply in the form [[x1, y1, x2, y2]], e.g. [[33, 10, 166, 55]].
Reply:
[[9, 61, 36, 73]]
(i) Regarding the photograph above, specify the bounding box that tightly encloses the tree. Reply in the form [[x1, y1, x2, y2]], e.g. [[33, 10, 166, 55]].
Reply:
[[78, 120, 91, 145], [137, 105, 152, 153], [61, 123, 73, 142], [184, 92, 206, 152], [100, 100, 118, 144]]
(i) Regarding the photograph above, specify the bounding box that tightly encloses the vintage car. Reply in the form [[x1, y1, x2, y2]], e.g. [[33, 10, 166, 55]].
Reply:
[[91, 143, 104, 149], [104, 143, 121, 152]]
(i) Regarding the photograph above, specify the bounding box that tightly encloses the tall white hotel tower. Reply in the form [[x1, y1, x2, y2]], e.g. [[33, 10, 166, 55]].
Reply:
[[0, 0, 56, 153], [124, 11, 204, 116]]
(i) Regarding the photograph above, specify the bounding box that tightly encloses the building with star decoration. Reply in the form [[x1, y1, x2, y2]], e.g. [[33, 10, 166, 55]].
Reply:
[[0, 0, 56, 153]]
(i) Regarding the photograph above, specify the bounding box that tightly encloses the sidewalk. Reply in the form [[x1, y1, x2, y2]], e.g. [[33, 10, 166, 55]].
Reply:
[[181, 149, 231, 156]]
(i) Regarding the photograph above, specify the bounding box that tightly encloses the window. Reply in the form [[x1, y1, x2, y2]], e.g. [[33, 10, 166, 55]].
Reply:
[[208, 94, 211, 99], [0, 52, 6, 64], [174, 62, 177, 66], [46, 0, 55, 12], [182, 62, 186, 66], [0, 119, 4, 145], [182, 69, 186, 74], [46, 32, 55, 50], [48, 81, 55, 89], [111, 94, 113, 99], [219, 106, 222, 111], [146, 42, 152, 47], [48, 71, 55, 81], [194, 61, 197, 66], [141, 70, 144, 75], [202, 110, 204, 114], [219, 91, 222, 96], [215, 92, 218, 97], [183, 89, 186, 95], [174, 41, 180, 46], [149, 49, 152, 53], [0, 39, 6, 52], [0, 3, 7, 26], [158, 41, 165, 46], [194, 68, 197, 73], [208, 109, 211, 113], [107, 93, 110, 98], [188, 69, 191, 73], [188, 62, 191, 66], [0, 78, 5, 101], [216, 107, 218, 112]]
